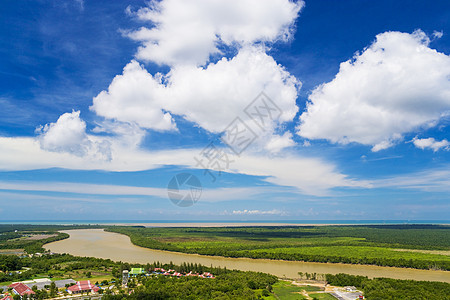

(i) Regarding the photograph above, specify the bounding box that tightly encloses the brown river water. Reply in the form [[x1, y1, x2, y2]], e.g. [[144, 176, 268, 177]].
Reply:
[[45, 229, 449, 283]]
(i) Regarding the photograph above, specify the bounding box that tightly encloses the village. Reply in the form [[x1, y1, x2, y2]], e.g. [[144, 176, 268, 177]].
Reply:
[[0, 267, 216, 300]]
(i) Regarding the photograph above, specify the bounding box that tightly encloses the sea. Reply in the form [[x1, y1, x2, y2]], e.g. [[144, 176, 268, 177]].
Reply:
[[0, 220, 448, 225]]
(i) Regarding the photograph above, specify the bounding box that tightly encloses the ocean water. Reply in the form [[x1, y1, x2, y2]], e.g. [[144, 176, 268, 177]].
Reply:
[[0, 220, 448, 225]]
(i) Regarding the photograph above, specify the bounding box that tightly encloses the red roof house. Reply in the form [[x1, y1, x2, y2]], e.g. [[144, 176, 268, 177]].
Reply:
[[1, 295, 13, 300], [8, 283, 35, 297], [67, 280, 99, 294]]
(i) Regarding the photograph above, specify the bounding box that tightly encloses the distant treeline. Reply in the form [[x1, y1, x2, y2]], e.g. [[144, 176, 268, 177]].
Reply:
[[0, 224, 102, 234], [319, 225, 450, 249], [325, 273, 450, 300]]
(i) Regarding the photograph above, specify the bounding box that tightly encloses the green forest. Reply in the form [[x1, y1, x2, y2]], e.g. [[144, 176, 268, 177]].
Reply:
[[105, 225, 450, 270]]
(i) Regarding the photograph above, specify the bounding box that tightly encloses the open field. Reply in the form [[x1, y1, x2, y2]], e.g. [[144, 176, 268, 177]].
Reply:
[[0, 249, 24, 255], [310, 293, 336, 300], [309, 293, 337, 300], [392, 248, 450, 255], [21, 234, 58, 241], [270, 281, 308, 299], [106, 225, 450, 270]]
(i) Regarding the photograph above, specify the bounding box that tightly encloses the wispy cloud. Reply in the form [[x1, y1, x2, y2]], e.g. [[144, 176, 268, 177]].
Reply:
[[0, 181, 167, 197], [374, 167, 450, 192], [74, 0, 84, 11], [228, 209, 287, 216], [0, 137, 368, 196], [0, 191, 109, 203], [361, 155, 403, 162], [0, 180, 295, 203]]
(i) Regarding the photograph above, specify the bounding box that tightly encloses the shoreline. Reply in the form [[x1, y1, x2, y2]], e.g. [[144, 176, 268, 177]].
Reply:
[[2, 221, 450, 227], [107, 222, 363, 227]]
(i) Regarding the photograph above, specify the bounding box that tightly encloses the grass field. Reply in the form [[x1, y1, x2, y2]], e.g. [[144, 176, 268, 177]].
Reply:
[[309, 293, 337, 300], [301, 285, 322, 292], [106, 225, 450, 270], [266, 282, 323, 299], [245, 245, 450, 262], [271, 281, 307, 299]]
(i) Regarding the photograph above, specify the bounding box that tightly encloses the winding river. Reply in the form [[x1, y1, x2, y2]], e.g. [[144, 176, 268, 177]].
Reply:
[[45, 229, 449, 283]]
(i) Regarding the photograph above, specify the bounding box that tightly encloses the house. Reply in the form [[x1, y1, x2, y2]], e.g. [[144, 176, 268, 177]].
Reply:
[[24, 278, 52, 290], [129, 268, 145, 276], [345, 286, 357, 292], [8, 283, 35, 297], [202, 272, 215, 279], [122, 270, 129, 287], [149, 269, 215, 279], [54, 279, 76, 288], [14, 278, 74, 291], [67, 281, 99, 294], [1, 295, 13, 300], [153, 268, 165, 273]]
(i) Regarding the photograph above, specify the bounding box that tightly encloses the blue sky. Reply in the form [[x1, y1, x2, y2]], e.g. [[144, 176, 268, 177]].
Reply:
[[0, 0, 449, 221]]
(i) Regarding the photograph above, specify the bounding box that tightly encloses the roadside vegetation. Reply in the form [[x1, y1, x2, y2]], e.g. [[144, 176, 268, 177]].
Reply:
[[105, 225, 450, 270]]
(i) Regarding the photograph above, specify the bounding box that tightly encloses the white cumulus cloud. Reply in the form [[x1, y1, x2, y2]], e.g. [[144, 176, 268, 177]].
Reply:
[[35, 111, 151, 161], [91, 46, 300, 136], [413, 137, 450, 151], [37, 111, 97, 157], [264, 132, 295, 153], [127, 0, 303, 66], [91, 61, 177, 131], [88, 0, 302, 154], [297, 30, 450, 151]]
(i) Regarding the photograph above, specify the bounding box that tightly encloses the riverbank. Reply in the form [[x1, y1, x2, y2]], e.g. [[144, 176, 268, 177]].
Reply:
[[45, 229, 450, 283], [106, 225, 450, 271]]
